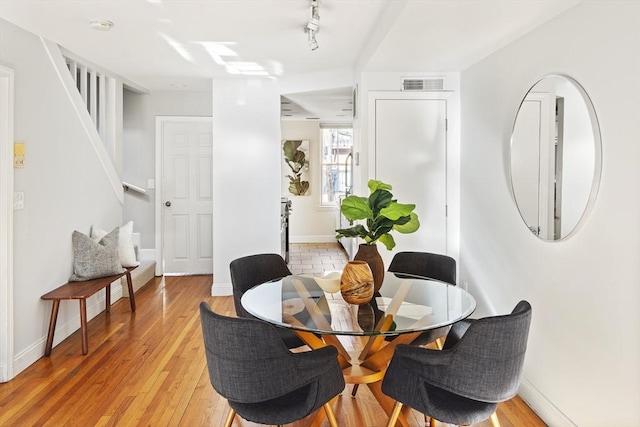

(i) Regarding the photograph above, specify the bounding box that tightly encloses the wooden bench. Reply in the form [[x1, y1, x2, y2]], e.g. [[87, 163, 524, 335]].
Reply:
[[41, 266, 137, 356]]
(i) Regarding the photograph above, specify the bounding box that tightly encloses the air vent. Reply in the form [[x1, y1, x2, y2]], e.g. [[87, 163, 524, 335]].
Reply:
[[401, 77, 445, 91]]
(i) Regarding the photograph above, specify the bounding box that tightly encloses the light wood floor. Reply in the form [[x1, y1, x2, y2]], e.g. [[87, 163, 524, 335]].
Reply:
[[0, 272, 546, 426]]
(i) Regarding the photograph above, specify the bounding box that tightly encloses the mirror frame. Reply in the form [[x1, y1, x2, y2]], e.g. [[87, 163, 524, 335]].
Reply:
[[509, 74, 602, 242]]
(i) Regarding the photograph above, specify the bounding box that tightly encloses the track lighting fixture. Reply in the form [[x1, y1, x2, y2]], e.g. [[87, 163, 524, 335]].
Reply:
[[305, 0, 320, 50]]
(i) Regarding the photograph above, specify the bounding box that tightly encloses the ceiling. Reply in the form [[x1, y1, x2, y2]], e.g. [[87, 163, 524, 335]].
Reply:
[[0, 0, 579, 120]]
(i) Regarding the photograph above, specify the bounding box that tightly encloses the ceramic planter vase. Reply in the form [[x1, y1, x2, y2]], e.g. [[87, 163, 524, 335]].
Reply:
[[340, 260, 374, 305], [353, 243, 385, 293]]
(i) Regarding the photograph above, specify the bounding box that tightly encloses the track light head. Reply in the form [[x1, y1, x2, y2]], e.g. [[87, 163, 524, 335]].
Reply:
[[306, 18, 319, 32], [308, 29, 319, 50]]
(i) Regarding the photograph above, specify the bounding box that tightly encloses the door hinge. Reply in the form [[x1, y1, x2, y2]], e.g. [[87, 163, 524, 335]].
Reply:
[[445, 205, 448, 217], [445, 119, 448, 131]]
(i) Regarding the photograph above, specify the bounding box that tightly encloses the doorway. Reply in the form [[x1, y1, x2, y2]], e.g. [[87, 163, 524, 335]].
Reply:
[[155, 117, 213, 275]]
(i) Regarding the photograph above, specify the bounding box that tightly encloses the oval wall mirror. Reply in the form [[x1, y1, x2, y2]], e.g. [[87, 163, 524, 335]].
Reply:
[[509, 75, 602, 241]]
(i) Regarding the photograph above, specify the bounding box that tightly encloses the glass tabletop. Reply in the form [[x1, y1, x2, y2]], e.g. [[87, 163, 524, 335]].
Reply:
[[241, 272, 476, 336]]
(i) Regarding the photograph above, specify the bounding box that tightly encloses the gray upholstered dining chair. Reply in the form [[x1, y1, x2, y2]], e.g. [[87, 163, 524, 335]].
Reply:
[[387, 251, 457, 348], [199, 302, 345, 427], [229, 253, 307, 349], [382, 300, 532, 427], [387, 251, 457, 284]]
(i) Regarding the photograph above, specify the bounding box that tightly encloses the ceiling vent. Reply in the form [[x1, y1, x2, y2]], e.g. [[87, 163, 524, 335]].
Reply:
[[401, 77, 445, 91]]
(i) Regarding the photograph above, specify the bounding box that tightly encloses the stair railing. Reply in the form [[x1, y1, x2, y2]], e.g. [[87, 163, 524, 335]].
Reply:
[[63, 53, 118, 164]]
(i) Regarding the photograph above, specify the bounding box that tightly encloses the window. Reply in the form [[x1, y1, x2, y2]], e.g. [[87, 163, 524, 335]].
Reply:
[[320, 125, 353, 206]]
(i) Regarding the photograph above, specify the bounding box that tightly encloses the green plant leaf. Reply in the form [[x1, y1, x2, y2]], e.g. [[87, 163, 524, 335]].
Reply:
[[393, 215, 411, 226], [380, 202, 416, 221], [340, 196, 372, 220], [369, 217, 394, 241], [335, 224, 369, 239], [369, 189, 393, 215], [393, 212, 420, 233], [368, 179, 392, 193], [378, 233, 396, 250]]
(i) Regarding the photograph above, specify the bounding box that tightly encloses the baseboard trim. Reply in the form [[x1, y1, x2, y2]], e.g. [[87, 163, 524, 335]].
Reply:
[[519, 377, 576, 427], [13, 282, 123, 375], [212, 282, 232, 296], [290, 235, 337, 243], [0, 362, 8, 383]]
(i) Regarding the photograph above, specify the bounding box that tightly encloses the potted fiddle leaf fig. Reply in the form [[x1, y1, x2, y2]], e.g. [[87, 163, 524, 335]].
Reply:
[[335, 179, 420, 293], [335, 179, 420, 250]]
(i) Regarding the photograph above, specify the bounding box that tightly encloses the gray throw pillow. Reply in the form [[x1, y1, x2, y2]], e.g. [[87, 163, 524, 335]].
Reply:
[[69, 227, 125, 282]]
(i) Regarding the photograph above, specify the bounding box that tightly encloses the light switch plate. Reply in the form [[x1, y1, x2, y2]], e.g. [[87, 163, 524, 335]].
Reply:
[[14, 142, 25, 168], [147, 179, 155, 189], [13, 192, 24, 210]]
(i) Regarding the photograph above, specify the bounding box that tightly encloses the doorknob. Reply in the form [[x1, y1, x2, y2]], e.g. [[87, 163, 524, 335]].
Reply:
[[165, 201, 172, 207]]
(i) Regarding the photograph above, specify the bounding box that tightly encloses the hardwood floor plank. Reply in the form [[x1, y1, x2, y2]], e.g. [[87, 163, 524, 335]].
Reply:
[[0, 270, 546, 427]]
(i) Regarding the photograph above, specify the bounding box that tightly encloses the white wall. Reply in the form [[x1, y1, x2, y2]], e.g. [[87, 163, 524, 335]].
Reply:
[[459, 2, 640, 425], [280, 120, 337, 242], [0, 20, 124, 374], [123, 90, 212, 250], [211, 78, 282, 295]]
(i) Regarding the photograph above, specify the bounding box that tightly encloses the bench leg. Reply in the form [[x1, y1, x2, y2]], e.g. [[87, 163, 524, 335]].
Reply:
[[44, 300, 61, 357], [80, 299, 89, 355], [125, 270, 136, 312], [106, 284, 111, 313]]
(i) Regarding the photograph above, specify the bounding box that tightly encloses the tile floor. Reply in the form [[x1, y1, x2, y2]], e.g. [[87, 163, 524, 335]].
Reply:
[[288, 242, 349, 275]]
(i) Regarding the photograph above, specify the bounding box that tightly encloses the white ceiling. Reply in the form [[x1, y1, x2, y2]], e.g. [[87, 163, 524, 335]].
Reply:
[[0, 0, 579, 120]]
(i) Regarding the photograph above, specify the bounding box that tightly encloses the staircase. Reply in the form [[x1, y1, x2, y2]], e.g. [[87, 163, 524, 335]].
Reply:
[[60, 46, 156, 298]]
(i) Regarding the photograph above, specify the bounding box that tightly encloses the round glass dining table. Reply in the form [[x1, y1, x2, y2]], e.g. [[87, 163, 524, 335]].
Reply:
[[241, 272, 476, 427], [242, 272, 476, 337]]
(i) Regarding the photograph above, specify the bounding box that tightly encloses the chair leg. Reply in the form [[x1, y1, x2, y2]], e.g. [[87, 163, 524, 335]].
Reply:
[[434, 337, 444, 350], [324, 401, 339, 427], [386, 401, 403, 427], [223, 406, 236, 427], [425, 414, 437, 427], [489, 412, 501, 427]]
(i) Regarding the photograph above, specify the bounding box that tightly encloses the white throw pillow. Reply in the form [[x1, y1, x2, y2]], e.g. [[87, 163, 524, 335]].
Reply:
[[91, 221, 139, 267]]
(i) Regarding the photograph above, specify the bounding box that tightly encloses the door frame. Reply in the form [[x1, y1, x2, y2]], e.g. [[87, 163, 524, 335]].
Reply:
[[0, 66, 15, 382], [154, 116, 213, 276]]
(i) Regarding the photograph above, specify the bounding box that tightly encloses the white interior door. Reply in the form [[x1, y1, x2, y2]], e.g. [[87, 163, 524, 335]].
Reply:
[[372, 95, 448, 265], [159, 117, 213, 275], [510, 92, 553, 237]]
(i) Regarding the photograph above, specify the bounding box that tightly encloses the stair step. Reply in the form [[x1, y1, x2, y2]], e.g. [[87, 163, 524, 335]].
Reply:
[[121, 260, 156, 297]]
